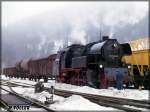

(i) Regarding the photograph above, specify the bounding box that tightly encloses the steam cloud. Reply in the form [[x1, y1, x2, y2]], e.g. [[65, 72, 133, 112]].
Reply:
[[2, 2, 148, 67]]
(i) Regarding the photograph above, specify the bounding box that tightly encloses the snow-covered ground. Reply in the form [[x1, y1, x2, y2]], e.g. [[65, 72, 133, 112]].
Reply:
[[1, 75, 37, 85], [11, 87, 64, 104], [71, 86, 149, 100], [1, 85, 11, 94], [1, 74, 149, 101], [9, 86, 118, 111], [45, 80, 149, 101], [49, 95, 118, 111], [1, 75, 149, 111], [1, 75, 120, 111]]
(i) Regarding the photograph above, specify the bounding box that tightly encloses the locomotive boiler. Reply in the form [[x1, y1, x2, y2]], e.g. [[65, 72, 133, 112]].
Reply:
[[53, 36, 132, 88]]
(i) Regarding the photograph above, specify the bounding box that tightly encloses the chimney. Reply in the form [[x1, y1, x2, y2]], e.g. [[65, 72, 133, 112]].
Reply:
[[102, 36, 109, 41]]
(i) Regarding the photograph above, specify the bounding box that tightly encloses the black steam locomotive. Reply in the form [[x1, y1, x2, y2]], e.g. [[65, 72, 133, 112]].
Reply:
[[53, 36, 132, 88]]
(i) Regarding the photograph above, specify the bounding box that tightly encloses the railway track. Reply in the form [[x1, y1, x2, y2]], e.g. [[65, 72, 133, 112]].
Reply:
[[1, 82, 32, 88], [53, 88, 150, 106], [0, 79, 35, 87], [0, 83, 55, 112], [1, 80, 149, 112], [52, 89, 149, 112]]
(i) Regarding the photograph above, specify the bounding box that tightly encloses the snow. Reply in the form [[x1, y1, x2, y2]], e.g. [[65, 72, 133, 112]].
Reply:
[[1, 75, 149, 111], [1, 74, 36, 85], [44, 80, 79, 90], [1, 85, 11, 94], [1, 74, 10, 80], [28, 107, 46, 111], [1, 74, 149, 101], [10, 78, 37, 85], [1, 74, 118, 111], [11, 87, 64, 103], [50, 95, 119, 111], [70, 86, 149, 100], [123, 105, 149, 112], [45, 80, 149, 100], [11, 86, 119, 111]]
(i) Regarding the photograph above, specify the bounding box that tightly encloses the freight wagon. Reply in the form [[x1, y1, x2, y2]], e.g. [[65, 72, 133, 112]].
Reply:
[[122, 38, 150, 89], [28, 54, 56, 82]]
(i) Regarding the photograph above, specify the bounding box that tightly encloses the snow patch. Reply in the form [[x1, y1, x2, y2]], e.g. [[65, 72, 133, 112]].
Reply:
[[50, 95, 118, 111], [1, 74, 10, 80], [2, 75, 149, 101], [12, 87, 64, 103], [71, 86, 149, 100]]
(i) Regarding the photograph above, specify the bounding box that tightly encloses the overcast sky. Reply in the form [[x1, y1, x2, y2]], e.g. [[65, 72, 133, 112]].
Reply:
[[2, 1, 149, 67], [2, 1, 148, 27]]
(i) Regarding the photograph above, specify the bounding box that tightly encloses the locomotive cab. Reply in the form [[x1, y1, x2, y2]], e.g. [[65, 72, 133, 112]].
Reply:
[[52, 44, 85, 77]]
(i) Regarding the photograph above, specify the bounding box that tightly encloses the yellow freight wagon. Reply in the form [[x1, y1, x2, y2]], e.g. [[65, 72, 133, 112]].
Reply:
[[122, 38, 150, 89]]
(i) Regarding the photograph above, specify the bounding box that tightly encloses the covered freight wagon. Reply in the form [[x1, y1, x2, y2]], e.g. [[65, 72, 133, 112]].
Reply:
[[3, 67, 17, 78], [28, 54, 56, 82]]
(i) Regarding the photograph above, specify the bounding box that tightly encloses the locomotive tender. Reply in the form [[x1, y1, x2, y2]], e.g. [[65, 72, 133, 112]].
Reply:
[[3, 36, 132, 89], [53, 36, 132, 88]]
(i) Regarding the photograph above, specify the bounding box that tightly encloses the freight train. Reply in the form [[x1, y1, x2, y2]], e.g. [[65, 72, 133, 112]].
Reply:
[[3, 54, 56, 82], [3, 36, 132, 89]]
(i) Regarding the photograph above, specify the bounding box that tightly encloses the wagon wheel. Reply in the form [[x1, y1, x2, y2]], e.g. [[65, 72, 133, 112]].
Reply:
[[71, 74, 76, 85], [80, 72, 87, 86]]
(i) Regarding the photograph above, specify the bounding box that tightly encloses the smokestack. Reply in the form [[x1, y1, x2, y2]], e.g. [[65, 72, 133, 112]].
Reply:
[[102, 36, 109, 41]]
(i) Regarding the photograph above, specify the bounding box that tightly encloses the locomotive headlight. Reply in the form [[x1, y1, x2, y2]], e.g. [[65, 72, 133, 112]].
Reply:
[[128, 65, 131, 69], [99, 64, 103, 68], [113, 43, 118, 48]]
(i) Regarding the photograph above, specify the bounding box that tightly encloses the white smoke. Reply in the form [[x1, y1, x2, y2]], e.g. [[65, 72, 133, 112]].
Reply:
[[38, 33, 46, 51], [109, 27, 115, 38], [70, 29, 87, 45], [62, 2, 148, 44], [2, 1, 148, 66], [54, 40, 64, 52]]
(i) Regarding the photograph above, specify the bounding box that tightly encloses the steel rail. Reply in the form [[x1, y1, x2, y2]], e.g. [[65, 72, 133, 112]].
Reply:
[[1, 82, 33, 88], [2, 80, 149, 111], [0, 86, 55, 112], [53, 89, 143, 112], [1, 79, 35, 86], [53, 89, 150, 109], [0, 99, 13, 112], [2, 80, 149, 105]]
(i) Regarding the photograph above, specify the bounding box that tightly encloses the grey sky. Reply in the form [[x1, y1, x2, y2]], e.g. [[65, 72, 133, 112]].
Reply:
[[2, 1, 148, 27], [2, 1, 148, 67]]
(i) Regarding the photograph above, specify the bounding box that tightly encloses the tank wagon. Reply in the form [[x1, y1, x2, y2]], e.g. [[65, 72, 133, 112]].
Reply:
[[122, 38, 150, 89], [3, 54, 56, 82], [53, 36, 132, 88], [3, 67, 17, 78]]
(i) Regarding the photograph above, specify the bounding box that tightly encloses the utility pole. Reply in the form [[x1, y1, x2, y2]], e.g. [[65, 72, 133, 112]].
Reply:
[[87, 32, 89, 44], [66, 30, 69, 47], [63, 31, 68, 48], [100, 28, 102, 41], [99, 17, 102, 41]]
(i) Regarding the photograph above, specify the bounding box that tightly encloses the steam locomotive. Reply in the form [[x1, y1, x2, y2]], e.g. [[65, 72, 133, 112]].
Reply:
[[3, 36, 132, 89], [53, 36, 132, 88]]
